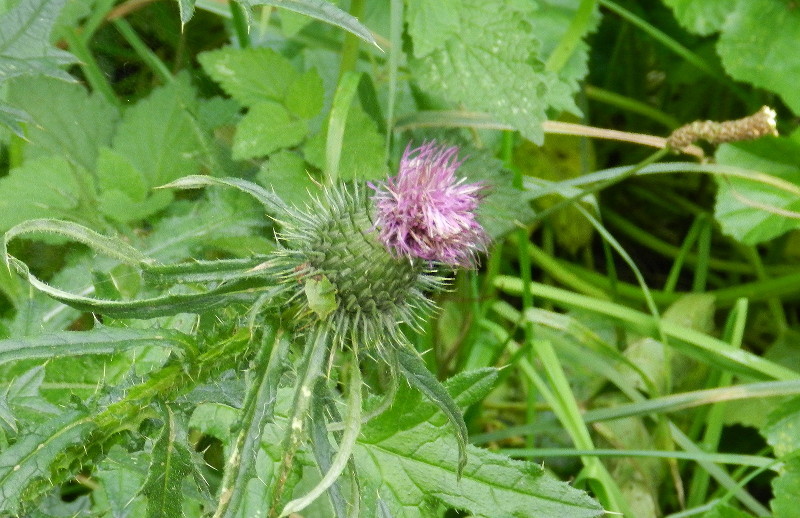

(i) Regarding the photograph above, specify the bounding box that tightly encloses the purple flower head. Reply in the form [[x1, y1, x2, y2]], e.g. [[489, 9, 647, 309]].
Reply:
[[371, 142, 489, 267]]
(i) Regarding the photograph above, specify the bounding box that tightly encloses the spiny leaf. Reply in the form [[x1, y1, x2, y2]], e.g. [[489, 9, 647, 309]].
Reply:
[[0, 326, 191, 366], [239, 0, 379, 49], [141, 403, 194, 518], [158, 175, 290, 216], [0, 0, 77, 82], [395, 345, 469, 476], [0, 409, 95, 515]]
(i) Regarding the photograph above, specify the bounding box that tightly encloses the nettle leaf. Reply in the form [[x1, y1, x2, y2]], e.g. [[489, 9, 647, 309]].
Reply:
[[772, 456, 800, 518], [408, 0, 577, 144], [356, 368, 604, 517], [256, 150, 318, 207], [714, 138, 800, 244], [762, 396, 800, 458], [665, 0, 800, 114], [142, 403, 194, 518], [233, 101, 309, 160], [0, 156, 81, 232], [0, 408, 95, 515], [107, 75, 203, 218], [662, 0, 738, 35], [199, 47, 298, 107], [239, 0, 379, 48], [8, 76, 119, 170]]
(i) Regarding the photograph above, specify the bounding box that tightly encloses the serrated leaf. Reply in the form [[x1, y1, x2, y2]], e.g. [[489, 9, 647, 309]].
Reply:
[[0, 326, 190, 366], [356, 368, 604, 518], [96, 148, 174, 222], [662, 0, 737, 35], [198, 47, 298, 107], [405, 0, 461, 58], [395, 346, 470, 475], [233, 101, 308, 160], [717, 0, 800, 114], [762, 396, 800, 458], [303, 101, 387, 182], [714, 139, 800, 244], [0, 409, 95, 515], [0, 156, 82, 232], [240, 0, 379, 49], [0, 0, 77, 83], [256, 150, 318, 207], [111, 75, 203, 188], [95, 446, 149, 517], [772, 456, 800, 518], [409, 0, 574, 144], [142, 404, 194, 518], [8, 76, 119, 170], [285, 68, 324, 119], [158, 175, 290, 216]]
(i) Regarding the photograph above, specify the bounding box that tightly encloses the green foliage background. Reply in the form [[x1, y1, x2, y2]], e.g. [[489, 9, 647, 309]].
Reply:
[[0, 0, 799, 517]]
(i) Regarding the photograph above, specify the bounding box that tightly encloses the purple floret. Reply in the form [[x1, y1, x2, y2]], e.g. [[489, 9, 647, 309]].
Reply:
[[371, 142, 488, 267]]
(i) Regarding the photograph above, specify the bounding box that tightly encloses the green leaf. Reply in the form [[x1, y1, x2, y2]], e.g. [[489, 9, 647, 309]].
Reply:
[[256, 150, 318, 207], [233, 101, 308, 160], [0, 103, 30, 138], [772, 456, 800, 518], [0, 327, 189, 369], [304, 275, 338, 320], [285, 68, 325, 120], [0, 156, 82, 232], [0, 409, 95, 515], [395, 345, 469, 476], [303, 101, 387, 182], [110, 75, 203, 188], [717, 0, 800, 114], [762, 396, 800, 458], [176, 0, 195, 25], [405, 0, 461, 58], [142, 403, 194, 518], [408, 0, 575, 144], [8, 76, 119, 170], [0, 0, 77, 83], [701, 503, 755, 518], [714, 138, 800, 244], [96, 148, 173, 222], [356, 368, 604, 517], [662, 0, 737, 35], [158, 175, 290, 216], [239, 0, 379, 49], [198, 47, 298, 107], [95, 446, 149, 518]]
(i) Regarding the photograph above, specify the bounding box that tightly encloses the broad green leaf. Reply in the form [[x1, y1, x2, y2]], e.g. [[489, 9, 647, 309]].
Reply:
[[0, 156, 81, 232], [0, 0, 77, 83], [405, 0, 461, 58], [356, 368, 604, 517], [0, 409, 95, 515], [395, 345, 470, 476], [408, 0, 575, 144], [198, 47, 298, 107], [717, 0, 800, 114], [239, 0, 379, 49], [0, 326, 190, 366], [110, 75, 203, 188], [285, 68, 324, 120], [142, 403, 194, 518], [714, 139, 800, 244], [95, 148, 173, 222], [762, 396, 800, 458], [8, 76, 119, 170], [95, 446, 149, 518], [256, 150, 318, 207], [233, 101, 308, 160], [772, 456, 800, 518], [0, 103, 30, 138], [304, 101, 387, 182], [662, 0, 737, 35]]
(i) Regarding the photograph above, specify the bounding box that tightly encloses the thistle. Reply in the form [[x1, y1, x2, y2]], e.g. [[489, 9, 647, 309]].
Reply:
[[263, 141, 487, 516]]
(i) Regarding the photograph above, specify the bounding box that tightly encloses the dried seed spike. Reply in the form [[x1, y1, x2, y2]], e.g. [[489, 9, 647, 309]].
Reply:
[[667, 106, 778, 152]]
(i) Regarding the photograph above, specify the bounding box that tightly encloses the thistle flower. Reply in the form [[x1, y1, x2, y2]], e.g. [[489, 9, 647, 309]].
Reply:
[[371, 142, 488, 268]]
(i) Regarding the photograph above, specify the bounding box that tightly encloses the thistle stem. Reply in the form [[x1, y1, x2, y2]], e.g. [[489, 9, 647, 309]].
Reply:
[[269, 324, 331, 516]]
